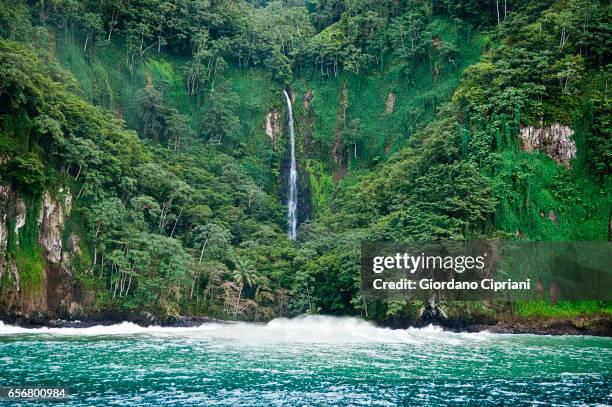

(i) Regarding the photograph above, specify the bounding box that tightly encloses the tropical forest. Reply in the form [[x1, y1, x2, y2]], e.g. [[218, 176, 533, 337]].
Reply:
[[0, 0, 610, 327]]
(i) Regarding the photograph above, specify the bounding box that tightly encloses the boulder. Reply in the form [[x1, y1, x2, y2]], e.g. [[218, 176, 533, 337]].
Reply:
[[129, 311, 157, 326]]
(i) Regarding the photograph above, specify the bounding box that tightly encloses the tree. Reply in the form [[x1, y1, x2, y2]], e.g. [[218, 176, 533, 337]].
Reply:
[[201, 86, 240, 148], [200, 261, 230, 309], [79, 12, 103, 52], [193, 223, 232, 264], [135, 86, 165, 141], [63, 137, 103, 181], [164, 111, 195, 151], [549, 55, 585, 94], [87, 197, 127, 268], [191, 223, 232, 298], [231, 257, 257, 316], [6, 153, 46, 194]]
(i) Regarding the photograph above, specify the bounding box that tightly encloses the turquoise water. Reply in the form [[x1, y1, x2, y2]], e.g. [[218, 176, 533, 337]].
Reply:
[[0, 316, 611, 406]]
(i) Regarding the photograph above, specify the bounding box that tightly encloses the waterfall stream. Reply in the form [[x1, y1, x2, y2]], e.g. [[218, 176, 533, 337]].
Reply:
[[283, 89, 298, 240]]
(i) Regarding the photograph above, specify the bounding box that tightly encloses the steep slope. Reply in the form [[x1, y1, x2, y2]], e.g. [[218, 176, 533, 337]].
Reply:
[[0, 0, 609, 326]]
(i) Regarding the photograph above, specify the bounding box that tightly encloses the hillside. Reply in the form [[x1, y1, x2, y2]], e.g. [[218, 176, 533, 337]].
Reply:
[[0, 0, 610, 327]]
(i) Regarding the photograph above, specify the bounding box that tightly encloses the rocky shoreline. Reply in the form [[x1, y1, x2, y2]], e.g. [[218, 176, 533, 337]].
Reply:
[[465, 317, 612, 337], [1, 311, 611, 336], [414, 315, 612, 337], [0, 311, 234, 329]]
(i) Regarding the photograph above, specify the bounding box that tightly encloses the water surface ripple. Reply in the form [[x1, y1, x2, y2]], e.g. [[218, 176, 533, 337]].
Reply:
[[0, 316, 610, 406]]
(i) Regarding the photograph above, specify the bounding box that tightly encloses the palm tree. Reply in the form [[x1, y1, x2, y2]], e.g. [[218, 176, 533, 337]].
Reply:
[[232, 258, 257, 316]]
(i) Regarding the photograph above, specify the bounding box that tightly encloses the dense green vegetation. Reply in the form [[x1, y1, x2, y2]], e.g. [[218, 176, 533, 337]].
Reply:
[[0, 0, 609, 322]]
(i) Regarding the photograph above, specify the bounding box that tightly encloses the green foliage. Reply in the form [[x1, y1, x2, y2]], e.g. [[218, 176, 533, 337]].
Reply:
[[515, 301, 612, 318], [14, 247, 44, 296], [306, 159, 334, 214], [0, 0, 609, 323], [200, 86, 240, 149], [6, 153, 46, 193], [10, 196, 45, 297], [585, 97, 612, 176], [0, 0, 31, 40]]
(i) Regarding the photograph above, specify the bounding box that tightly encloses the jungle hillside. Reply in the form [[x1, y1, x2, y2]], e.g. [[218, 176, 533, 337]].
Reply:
[[0, 0, 610, 326]]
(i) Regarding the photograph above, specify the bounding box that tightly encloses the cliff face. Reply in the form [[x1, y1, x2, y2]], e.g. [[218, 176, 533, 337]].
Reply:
[[0, 185, 18, 306], [0, 184, 82, 321], [265, 110, 282, 144], [520, 123, 577, 168]]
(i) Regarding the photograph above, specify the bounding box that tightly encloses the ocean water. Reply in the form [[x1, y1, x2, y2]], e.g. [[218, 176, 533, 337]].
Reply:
[[0, 315, 611, 406]]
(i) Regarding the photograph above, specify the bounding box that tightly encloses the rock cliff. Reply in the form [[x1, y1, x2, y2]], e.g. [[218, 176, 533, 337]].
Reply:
[[520, 123, 577, 168], [0, 185, 81, 321]]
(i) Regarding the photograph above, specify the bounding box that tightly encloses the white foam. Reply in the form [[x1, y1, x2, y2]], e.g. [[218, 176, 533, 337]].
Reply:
[[0, 315, 494, 343], [0, 320, 203, 336]]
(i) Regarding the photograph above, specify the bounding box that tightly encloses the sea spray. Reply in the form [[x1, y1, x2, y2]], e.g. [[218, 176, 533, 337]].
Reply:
[[283, 89, 298, 240], [0, 316, 493, 344], [2, 316, 610, 406]]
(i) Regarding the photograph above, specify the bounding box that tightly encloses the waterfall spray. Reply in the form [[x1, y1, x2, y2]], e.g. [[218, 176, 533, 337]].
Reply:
[[283, 89, 298, 240]]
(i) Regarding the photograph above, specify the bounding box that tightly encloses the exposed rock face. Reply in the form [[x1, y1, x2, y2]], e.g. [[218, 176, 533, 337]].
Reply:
[[0, 186, 8, 259], [548, 209, 559, 226], [385, 92, 396, 113], [0, 217, 7, 259], [520, 123, 576, 168], [0, 185, 15, 295], [303, 90, 314, 110], [68, 301, 85, 319], [0, 184, 8, 200], [14, 199, 26, 237], [0, 218, 7, 285], [68, 233, 81, 256], [265, 110, 281, 142], [63, 189, 72, 216], [0, 185, 80, 320], [38, 192, 65, 264]]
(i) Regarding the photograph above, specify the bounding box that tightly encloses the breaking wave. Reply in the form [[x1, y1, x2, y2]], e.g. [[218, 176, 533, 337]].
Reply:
[[0, 315, 494, 343]]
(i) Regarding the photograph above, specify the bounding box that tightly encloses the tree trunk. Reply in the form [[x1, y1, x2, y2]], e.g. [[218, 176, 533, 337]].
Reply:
[[126, 272, 133, 296], [496, 0, 500, 26], [198, 236, 209, 264], [170, 207, 183, 237], [234, 283, 243, 316], [190, 271, 200, 299]]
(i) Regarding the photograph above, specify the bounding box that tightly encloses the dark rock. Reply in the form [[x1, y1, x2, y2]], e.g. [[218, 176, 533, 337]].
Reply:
[[126, 311, 156, 326], [419, 300, 448, 325], [28, 309, 47, 326], [68, 302, 86, 320], [161, 315, 232, 327]]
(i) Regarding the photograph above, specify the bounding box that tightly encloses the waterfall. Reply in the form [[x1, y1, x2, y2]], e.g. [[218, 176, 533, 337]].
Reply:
[[283, 89, 298, 240]]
